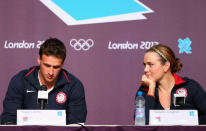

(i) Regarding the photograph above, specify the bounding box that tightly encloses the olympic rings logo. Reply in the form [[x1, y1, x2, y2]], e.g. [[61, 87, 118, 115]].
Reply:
[[70, 39, 94, 51]]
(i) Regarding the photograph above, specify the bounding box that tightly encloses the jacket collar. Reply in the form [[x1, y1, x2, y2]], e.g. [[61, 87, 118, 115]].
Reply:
[[173, 73, 185, 85], [24, 66, 70, 90]]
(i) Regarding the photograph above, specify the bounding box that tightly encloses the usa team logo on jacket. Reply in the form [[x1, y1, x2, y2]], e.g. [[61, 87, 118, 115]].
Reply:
[[56, 92, 67, 104], [176, 88, 188, 97]]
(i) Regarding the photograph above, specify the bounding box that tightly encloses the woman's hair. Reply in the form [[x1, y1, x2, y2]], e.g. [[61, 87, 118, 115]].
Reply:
[[146, 44, 182, 73]]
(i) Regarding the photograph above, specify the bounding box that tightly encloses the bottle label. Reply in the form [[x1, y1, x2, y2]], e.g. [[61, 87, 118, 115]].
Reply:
[[135, 108, 145, 118]]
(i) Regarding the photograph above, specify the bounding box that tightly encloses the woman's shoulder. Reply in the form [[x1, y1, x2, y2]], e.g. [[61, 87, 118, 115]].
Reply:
[[182, 77, 200, 85], [181, 77, 204, 91]]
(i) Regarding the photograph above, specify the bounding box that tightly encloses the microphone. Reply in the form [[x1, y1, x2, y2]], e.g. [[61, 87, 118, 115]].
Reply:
[[37, 85, 48, 109]]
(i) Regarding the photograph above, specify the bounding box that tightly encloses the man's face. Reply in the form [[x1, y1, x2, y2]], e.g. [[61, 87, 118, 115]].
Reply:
[[38, 54, 63, 86]]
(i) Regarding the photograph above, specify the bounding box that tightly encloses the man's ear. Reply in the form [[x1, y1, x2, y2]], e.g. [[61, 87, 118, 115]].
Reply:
[[37, 55, 41, 65]]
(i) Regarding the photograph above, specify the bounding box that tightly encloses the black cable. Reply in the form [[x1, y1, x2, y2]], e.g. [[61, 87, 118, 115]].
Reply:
[[76, 123, 91, 131]]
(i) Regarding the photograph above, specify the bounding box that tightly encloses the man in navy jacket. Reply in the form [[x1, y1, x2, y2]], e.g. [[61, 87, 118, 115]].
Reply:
[[1, 38, 87, 124]]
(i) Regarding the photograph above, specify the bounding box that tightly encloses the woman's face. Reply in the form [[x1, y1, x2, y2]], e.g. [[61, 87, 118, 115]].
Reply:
[[143, 51, 168, 82]]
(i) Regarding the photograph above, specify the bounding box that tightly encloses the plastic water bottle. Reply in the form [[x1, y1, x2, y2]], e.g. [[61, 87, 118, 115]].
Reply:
[[135, 91, 145, 125]]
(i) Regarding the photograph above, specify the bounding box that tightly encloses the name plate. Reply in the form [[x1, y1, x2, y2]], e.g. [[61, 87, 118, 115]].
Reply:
[[17, 110, 66, 125], [149, 110, 198, 125]]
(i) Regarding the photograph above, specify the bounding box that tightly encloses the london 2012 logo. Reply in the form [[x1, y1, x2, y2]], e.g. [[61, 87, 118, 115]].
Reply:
[[178, 37, 192, 54], [40, 0, 154, 26]]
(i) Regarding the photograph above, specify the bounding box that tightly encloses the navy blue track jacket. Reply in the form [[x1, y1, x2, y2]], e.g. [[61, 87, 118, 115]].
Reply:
[[137, 74, 206, 125], [1, 66, 87, 124]]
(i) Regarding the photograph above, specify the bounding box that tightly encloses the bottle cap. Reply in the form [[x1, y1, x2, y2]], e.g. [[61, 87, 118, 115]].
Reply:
[[137, 91, 143, 96]]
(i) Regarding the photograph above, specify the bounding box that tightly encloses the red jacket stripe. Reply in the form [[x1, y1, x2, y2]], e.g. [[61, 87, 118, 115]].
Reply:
[[25, 67, 37, 77], [63, 71, 70, 83]]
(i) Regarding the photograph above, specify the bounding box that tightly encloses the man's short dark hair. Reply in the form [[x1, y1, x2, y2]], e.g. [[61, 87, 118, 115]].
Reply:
[[39, 38, 66, 62]]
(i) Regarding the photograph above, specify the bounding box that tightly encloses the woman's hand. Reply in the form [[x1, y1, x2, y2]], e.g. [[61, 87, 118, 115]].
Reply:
[[141, 74, 156, 96]]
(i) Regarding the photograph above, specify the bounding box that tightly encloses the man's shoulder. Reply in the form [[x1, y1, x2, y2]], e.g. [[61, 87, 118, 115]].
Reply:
[[14, 66, 38, 77], [61, 69, 82, 84], [9, 66, 39, 86], [62, 69, 83, 85]]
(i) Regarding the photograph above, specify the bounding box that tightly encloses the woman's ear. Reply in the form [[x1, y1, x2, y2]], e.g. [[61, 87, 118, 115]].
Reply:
[[163, 61, 171, 72]]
